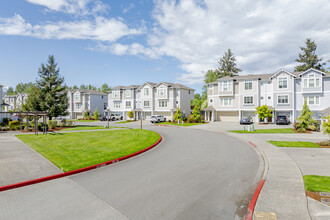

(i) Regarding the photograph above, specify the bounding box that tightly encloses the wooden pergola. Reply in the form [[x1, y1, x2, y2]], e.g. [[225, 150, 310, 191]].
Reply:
[[0, 111, 48, 135]]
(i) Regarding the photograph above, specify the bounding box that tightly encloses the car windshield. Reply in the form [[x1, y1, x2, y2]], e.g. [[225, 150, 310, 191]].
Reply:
[[151, 116, 156, 118], [278, 116, 286, 119]]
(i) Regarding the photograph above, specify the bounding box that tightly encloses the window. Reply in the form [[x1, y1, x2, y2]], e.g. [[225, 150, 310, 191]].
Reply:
[[144, 101, 150, 107], [176, 89, 179, 97], [114, 102, 121, 108], [74, 94, 80, 100], [75, 104, 82, 109], [112, 91, 120, 98], [176, 101, 179, 104], [144, 88, 149, 96], [159, 101, 168, 107], [278, 95, 289, 104], [268, 96, 271, 99], [304, 96, 320, 105], [278, 77, 288, 89], [261, 96, 264, 100], [210, 99, 213, 103], [220, 98, 233, 106], [104, 103, 108, 110], [189, 90, 191, 94], [244, 96, 253, 104], [303, 73, 321, 88], [126, 101, 131, 107], [245, 80, 252, 90], [125, 90, 131, 97], [157, 87, 166, 96], [219, 81, 232, 92]]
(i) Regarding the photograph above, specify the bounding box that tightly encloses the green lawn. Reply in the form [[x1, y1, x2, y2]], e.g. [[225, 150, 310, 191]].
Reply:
[[61, 125, 120, 131], [158, 122, 205, 127], [229, 128, 295, 133], [16, 129, 160, 172], [303, 175, 330, 192], [116, 120, 135, 124], [268, 141, 320, 148]]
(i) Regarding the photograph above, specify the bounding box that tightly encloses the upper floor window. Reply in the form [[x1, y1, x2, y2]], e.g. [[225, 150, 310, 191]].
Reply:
[[220, 98, 232, 106], [104, 103, 108, 110], [125, 90, 131, 97], [304, 96, 320, 105], [244, 80, 252, 90], [114, 102, 121, 108], [278, 77, 288, 89], [303, 73, 321, 88], [244, 96, 253, 104], [144, 101, 150, 107], [219, 81, 232, 92], [157, 87, 166, 96], [144, 88, 149, 96], [176, 89, 180, 97], [278, 95, 289, 104], [159, 101, 167, 107], [126, 101, 131, 107], [75, 103, 82, 109], [112, 91, 120, 98]]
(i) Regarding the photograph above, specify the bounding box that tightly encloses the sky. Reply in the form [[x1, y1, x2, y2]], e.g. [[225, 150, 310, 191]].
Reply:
[[0, 0, 330, 93]]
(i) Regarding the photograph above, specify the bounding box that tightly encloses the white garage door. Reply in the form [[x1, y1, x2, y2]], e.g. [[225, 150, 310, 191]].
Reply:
[[217, 111, 239, 122]]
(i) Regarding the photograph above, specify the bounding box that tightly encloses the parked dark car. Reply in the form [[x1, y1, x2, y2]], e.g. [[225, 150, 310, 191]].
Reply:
[[240, 116, 253, 125], [276, 115, 290, 125], [99, 116, 107, 121]]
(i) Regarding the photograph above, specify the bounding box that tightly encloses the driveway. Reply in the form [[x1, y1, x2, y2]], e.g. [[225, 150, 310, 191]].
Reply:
[[0, 124, 260, 219]]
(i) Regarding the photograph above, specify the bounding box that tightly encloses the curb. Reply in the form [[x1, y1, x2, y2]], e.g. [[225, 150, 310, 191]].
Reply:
[[245, 179, 266, 220], [0, 134, 162, 192]]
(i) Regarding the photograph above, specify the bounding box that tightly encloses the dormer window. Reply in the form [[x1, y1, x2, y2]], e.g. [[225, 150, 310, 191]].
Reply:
[[125, 90, 131, 97], [303, 73, 321, 88], [278, 77, 288, 89], [157, 87, 166, 96], [144, 88, 149, 96], [112, 91, 120, 98], [219, 81, 232, 92], [244, 80, 252, 90]]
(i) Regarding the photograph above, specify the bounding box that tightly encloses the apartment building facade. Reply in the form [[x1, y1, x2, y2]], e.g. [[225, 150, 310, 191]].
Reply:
[[206, 68, 330, 123], [108, 82, 194, 120], [67, 89, 108, 119], [3, 93, 28, 111]]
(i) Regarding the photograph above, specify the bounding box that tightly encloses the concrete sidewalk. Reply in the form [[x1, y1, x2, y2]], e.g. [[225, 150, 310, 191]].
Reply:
[[0, 132, 62, 186], [192, 122, 330, 220]]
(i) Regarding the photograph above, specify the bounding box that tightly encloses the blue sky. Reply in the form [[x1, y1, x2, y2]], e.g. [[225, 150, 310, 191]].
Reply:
[[0, 0, 330, 93]]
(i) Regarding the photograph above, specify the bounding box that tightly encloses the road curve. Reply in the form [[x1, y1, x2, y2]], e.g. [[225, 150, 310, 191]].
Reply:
[[0, 126, 259, 220]]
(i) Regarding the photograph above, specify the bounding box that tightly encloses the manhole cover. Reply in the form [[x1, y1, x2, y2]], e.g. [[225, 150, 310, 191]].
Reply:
[[254, 211, 277, 220]]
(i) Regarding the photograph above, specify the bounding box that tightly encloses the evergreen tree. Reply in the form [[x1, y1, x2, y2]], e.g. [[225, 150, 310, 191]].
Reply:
[[294, 38, 326, 72], [16, 82, 34, 94], [217, 49, 242, 78], [93, 108, 100, 120], [101, 83, 111, 93], [80, 84, 88, 89], [173, 108, 183, 123], [297, 100, 316, 132], [25, 55, 69, 120], [73, 85, 78, 89], [6, 87, 16, 95]]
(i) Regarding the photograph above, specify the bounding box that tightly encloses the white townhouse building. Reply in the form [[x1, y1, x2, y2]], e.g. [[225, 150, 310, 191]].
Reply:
[[205, 68, 330, 123], [3, 93, 28, 111], [108, 82, 194, 120], [67, 89, 108, 119]]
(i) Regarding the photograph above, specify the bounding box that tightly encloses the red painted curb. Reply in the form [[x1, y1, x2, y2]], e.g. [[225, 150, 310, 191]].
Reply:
[[245, 179, 266, 220], [0, 134, 162, 192], [248, 141, 258, 148]]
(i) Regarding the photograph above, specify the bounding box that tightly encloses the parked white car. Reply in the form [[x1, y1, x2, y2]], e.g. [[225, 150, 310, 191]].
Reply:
[[150, 115, 166, 123], [110, 113, 123, 121]]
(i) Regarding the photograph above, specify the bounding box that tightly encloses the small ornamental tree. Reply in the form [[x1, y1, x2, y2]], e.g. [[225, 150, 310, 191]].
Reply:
[[190, 105, 201, 123], [173, 108, 183, 123], [297, 100, 316, 132], [93, 108, 100, 120], [127, 111, 134, 119], [255, 105, 273, 123], [83, 109, 90, 119], [322, 114, 330, 138]]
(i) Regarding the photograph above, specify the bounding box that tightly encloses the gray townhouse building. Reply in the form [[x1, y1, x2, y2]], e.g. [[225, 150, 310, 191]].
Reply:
[[67, 89, 108, 119], [108, 82, 194, 120], [205, 68, 330, 123]]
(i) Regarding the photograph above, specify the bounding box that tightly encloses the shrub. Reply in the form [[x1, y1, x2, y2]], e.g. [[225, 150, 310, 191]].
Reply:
[[255, 105, 273, 122], [128, 111, 134, 119], [319, 140, 330, 146], [293, 122, 300, 130], [297, 100, 316, 132], [183, 117, 188, 122], [310, 125, 316, 131], [187, 115, 194, 123], [83, 110, 90, 120], [323, 114, 330, 137], [201, 120, 205, 123], [297, 127, 306, 133], [61, 119, 67, 127], [9, 121, 20, 130], [93, 108, 100, 120], [168, 119, 171, 122], [48, 120, 57, 130], [67, 120, 74, 126], [173, 108, 183, 122], [3, 118, 9, 125]]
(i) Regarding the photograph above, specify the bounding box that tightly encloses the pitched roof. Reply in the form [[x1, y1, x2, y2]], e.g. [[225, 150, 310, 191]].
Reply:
[[112, 85, 141, 90], [4, 94, 17, 98], [70, 89, 107, 95]]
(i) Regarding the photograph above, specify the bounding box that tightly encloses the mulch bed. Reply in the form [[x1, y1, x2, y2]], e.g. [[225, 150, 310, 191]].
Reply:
[[306, 191, 330, 206], [15, 126, 75, 133], [292, 128, 312, 133]]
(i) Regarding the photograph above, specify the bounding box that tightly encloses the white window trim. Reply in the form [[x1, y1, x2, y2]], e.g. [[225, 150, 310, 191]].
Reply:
[[218, 80, 232, 92], [304, 96, 320, 105], [126, 101, 131, 107], [143, 101, 150, 107], [277, 94, 289, 105], [112, 91, 120, 98], [157, 87, 166, 96], [220, 98, 233, 107], [114, 102, 121, 109], [303, 74, 321, 88], [144, 88, 150, 96], [125, 90, 131, 97], [278, 76, 288, 89], [244, 80, 253, 91], [243, 95, 254, 105], [159, 101, 168, 108]]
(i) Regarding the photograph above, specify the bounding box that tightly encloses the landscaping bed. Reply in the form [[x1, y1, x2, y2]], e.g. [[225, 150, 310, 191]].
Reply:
[[16, 129, 160, 172], [229, 128, 295, 133], [304, 175, 330, 205]]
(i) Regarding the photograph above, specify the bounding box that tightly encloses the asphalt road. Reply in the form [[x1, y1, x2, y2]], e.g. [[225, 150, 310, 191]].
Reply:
[[0, 125, 260, 220]]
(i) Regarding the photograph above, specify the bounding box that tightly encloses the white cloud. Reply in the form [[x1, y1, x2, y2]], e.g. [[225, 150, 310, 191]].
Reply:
[[26, 0, 110, 15], [0, 14, 144, 42], [145, 0, 330, 85], [122, 3, 135, 14]]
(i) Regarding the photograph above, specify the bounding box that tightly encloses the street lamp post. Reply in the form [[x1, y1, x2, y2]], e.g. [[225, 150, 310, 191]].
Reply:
[[140, 110, 143, 130], [107, 108, 111, 128]]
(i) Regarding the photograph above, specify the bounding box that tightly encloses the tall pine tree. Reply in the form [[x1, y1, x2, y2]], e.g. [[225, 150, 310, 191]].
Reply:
[[216, 49, 242, 78], [25, 55, 69, 119], [294, 38, 326, 72]]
